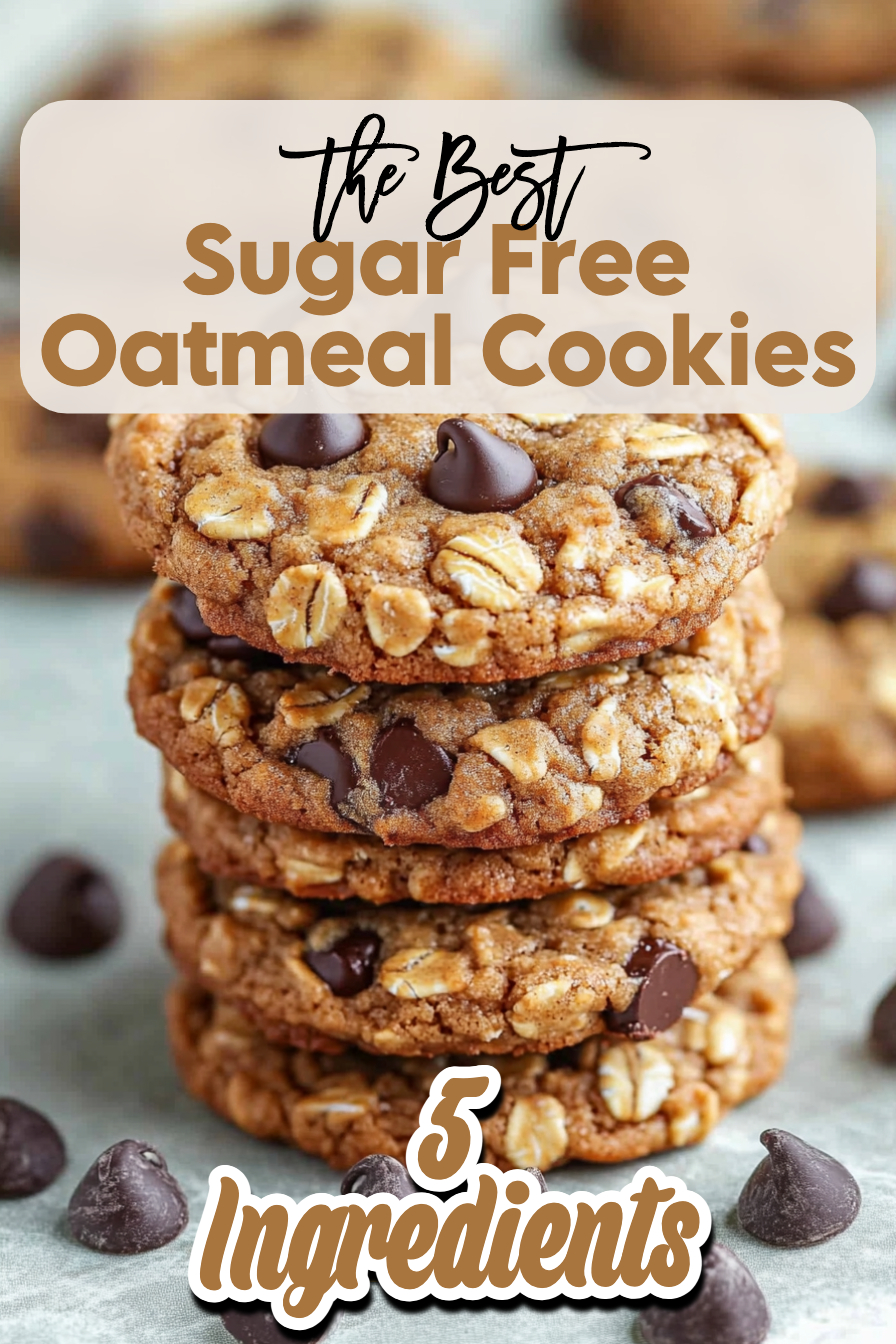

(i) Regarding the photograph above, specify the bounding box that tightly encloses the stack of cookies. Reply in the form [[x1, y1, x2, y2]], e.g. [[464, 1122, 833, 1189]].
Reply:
[[107, 411, 801, 1173]]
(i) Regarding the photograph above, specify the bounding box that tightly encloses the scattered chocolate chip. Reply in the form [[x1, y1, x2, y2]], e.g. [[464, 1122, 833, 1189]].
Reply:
[[305, 930, 381, 997], [68, 1140, 188, 1253], [427, 418, 538, 512], [20, 506, 96, 574], [741, 833, 770, 855], [7, 854, 122, 960], [738, 1128, 861, 1247], [639, 1243, 770, 1344], [783, 875, 839, 960], [871, 979, 896, 1061], [370, 720, 454, 813], [0, 1099, 66, 1198], [604, 937, 698, 1038], [260, 9, 322, 39], [285, 730, 358, 807], [820, 557, 896, 622], [36, 411, 110, 454], [812, 473, 885, 517], [169, 585, 214, 642], [547, 1044, 581, 1069], [615, 472, 717, 541], [258, 414, 367, 469], [221, 1304, 337, 1344], [340, 1154, 416, 1199]]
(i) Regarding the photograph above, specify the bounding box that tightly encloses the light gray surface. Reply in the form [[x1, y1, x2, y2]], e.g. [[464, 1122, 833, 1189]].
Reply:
[[2, 1, 896, 1341]]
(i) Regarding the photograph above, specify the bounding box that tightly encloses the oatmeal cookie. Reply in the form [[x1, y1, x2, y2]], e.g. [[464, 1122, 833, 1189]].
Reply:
[[158, 808, 802, 1058], [167, 940, 795, 1171], [766, 468, 896, 809], [0, 334, 148, 578], [566, 0, 896, 92], [161, 734, 787, 905], [0, 8, 505, 253], [107, 411, 794, 684], [132, 568, 781, 849]]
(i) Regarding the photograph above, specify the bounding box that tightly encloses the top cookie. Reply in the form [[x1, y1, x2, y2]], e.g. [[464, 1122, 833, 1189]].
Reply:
[[107, 412, 794, 684]]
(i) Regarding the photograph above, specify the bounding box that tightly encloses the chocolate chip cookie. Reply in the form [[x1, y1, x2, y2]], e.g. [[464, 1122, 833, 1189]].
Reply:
[[0, 334, 148, 578], [1, 8, 505, 254], [132, 568, 780, 849], [566, 0, 896, 92], [167, 940, 795, 1171], [158, 808, 801, 1059], [161, 734, 787, 905], [766, 468, 896, 809], [107, 412, 795, 684]]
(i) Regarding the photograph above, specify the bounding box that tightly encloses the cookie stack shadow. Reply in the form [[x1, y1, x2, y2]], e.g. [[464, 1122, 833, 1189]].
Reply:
[[107, 411, 802, 1173]]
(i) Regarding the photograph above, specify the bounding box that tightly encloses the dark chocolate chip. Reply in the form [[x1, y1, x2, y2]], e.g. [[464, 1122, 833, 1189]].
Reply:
[[604, 937, 698, 1038], [285, 730, 358, 807], [340, 1154, 416, 1199], [206, 635, 283, 668], [820, 557, 896, 622], [639, 1243, 770, 1344], [68, 1140, 188, 1253], [783, 875, 839, 960], [427, 418, 538, 512], [870, 980, 896, 1061], [547, 1044, 582, 1069], [20, 506, 96, 574], [258, 414, 367, 469], [170, 585, 214, 642], [738, 1128, 861, 1247], [741, 833, 770, 855], [370, 720, 454, 813], [7, 854, 122, 960], [221, 1303, 337, 1344], [221, 1300, 335, 1344], [812, 473, 885, 517], [615, 472, 717, 541], [0, 1099, 66, 1198], [36, 411, 110, 454], [305, 930, 381, 997]]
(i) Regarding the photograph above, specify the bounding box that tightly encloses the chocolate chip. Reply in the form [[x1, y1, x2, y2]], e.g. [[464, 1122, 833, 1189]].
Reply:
[[820, 557, 896, 621], [20, 506, 96, 574], [783, 875, 839, 959], [639, 1243, 770, 1344], [340, 1154, 416, 1199], [68, 1140, 188, 1253], [741, 833, 770, 854], [285, 730, 358, 807], [221, 1303, 337, 1343], [370, 720, 454, 813], [305, 929, 380, 997], [870, 979, 896, 1061], [36, 411, 109, 454], [547, 1044, 582, 1069], [0, 1099, 66, 1198], [427, 418, 538, 512], [7, 854, 122, 960], [738, 1129, 861, 1247], [258, 414, 367, 469], [170, 585, 214, 642], [812, 473, 885, 516], [604, 937, 698, 1038], [615, 472, 717, 541]]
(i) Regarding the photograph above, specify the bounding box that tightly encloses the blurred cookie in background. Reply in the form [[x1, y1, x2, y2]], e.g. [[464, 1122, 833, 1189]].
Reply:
[[766, 469, 896, 810], [0, 6, 507, 254], [565, 0, 896, 93], [0, 333, 148, 579]]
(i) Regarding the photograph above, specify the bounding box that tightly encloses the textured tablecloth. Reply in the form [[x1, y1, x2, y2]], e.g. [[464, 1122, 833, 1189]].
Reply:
[[3, 2, 896, 1340]]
